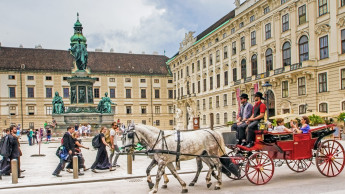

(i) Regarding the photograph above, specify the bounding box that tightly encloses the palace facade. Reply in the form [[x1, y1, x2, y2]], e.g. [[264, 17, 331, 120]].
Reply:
[[168, 0, 345, 129]]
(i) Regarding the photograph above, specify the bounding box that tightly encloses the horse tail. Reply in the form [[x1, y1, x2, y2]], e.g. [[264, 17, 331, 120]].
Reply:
[[214, 131, 226, 157]]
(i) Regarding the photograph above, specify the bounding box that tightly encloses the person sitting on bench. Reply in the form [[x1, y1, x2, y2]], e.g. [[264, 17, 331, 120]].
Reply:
[[231, 93, 253, 145], [245, 92, 267, 148]]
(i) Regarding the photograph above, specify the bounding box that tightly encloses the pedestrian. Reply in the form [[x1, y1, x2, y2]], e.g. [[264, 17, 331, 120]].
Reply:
[[16, 124, 21, 137], [0, 125, 24, 179], [27, 129, 33, 146], [52, 118, 57, 129], [32, 129, 38, 145], [79, 124, 83, 137], [39, 127, 44, 142], [52, 126, 75, 177], [66, 132, 89, 173], [74, 123, 79, 132], [46, 127, 52, 143], [87, 123, 91, 137], [91, 127, 115, 173], [109, 122, 121, 167], [44, 121, 48, 130]]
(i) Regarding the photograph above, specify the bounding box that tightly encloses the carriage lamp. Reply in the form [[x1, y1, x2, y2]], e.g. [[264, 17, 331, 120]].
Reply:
[[262, 81, 272, 121]]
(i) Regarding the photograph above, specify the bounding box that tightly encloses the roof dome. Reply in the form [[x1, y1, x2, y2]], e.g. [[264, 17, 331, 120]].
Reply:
[[70, 13, 87, 46]]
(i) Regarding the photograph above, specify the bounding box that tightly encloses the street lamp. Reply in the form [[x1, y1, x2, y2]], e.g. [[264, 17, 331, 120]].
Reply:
[[262, 81, 272, 121]]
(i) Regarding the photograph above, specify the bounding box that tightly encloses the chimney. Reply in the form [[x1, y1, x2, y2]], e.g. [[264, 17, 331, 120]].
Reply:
[[35, 44, 42, 49], [19, 44, 23, 48], [153, 51, 158, 55], [110, 48, 114, 52], [95, 48, 102, 52], [142, 51, 145, 54], [129, 51, 132, 54]]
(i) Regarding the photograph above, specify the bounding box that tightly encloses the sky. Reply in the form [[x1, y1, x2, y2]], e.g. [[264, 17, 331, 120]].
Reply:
[[0, 0, 237, 58]]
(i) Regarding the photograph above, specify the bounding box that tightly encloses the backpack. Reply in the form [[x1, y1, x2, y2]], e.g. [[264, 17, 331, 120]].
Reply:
[[0, 136, 12, 157], [92, 134, 101, 148]]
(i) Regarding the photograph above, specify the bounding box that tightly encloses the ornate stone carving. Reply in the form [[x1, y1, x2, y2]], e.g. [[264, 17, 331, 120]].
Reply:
[[202, 72, 207, 78], [179, 31, 197, 53], [337, 17, 345, 28], [315, 24, 330, 36], [215, 67, 221, 74]]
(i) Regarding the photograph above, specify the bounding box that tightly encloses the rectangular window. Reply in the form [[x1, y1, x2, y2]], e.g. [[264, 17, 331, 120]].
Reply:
[[318, 72, 327, 93], [251, 31, 256, 46], [210, 77, 213, 90], [319, 103, 328, 113], [142, 120, 146, 125], [216, 50, 220, 62], [216, 74, 220, 88], [63, 77, 68, 81], [282, 81, 288, 98], [197, 100, 200, 110], [126, 89, 131, 98], [241, 36, 245, 50], [63, 88, 69, 98], [265, 23, 271, 40], [140, 79, 146, 83], [46, 88, 52, 98], [223, 94, 228, 106], [27, 76, 34, 80], [299, 5, 306, 25], [28, 87, 34, 98], [203, 99, 206, 110], [239, 22, 244, 28], [341, 69, 345, 90], [224, 71, 228, 86], [9, 106, 16, 116], [250, 15, 255, 22], [264, 6, 270, 14], [250, 88, 255, 102], [224, 113, 228, 124], [298, 77, 306, 95], [209, 97, 213, 109], [282, 14, 289, 32], [9, 87, 15, 98], [224, 46, 228, 59], [168, 90, 173, 99], [126, 106, 132, 114], [109, 78, 115, 82], [342, 0, 345, 7], [94, 88, 100, 98], [46, 106, 52, 115], [203, 57, 206, 68], [155, 120, 160, 126], [141, 106, 147, 114], [319, 35, 329, 59], [203, 115, 206, 125], [125, 78, 131, 82], [155, 89, 160, 98], [203, 79, 207, 92], [216, 96, 220, 108], [46, 76, 52, 81], [192, 83, 195, 94], [169, 106, 174, 114], [8, 75, 15, 80], [168, 79, 173, 83], [141, 89, 146, 98], [110, 88, 115, 98], [233, 68, 237, 82], [154, 79, 159, 83], [281, 0, 289, 4], [232, 92, 236, 105], [209, 54, 213, 65], [319, 0, 328, 16], [169, 120, 173, 126], [155, 106, 160, 114], [232, 41, 236, 55], [342, 30, 345, 54], [186, 66, 189, 76], [299, 105, 306, 114], [198, 81, 201, 93], [231, 28, 235, 34], [197, 60, 201, 71], [28, 106, 35, 115], [192, 63, 194, 73]]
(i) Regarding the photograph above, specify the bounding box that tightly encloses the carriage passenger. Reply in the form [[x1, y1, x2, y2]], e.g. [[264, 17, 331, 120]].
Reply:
[[273, 118, 292, 133], [245, 92, 267, 148], [293, 116, 310, 134]]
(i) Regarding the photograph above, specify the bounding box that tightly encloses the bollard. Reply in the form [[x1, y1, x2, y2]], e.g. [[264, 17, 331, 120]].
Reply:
[[11, 159, 18, 184], [73, 156, 78, 179], [127, 154, 132, 174]]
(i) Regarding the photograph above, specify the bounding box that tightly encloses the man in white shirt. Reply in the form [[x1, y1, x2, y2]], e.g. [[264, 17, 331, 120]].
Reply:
[[109, 122, 120, 167]]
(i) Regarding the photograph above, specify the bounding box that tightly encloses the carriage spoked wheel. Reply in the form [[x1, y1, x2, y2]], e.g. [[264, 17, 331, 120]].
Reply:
[[245, 152, 274, 185], [285, 158, 312, 173], [316, 140, 345, 177], [227, 150, 246, 180]]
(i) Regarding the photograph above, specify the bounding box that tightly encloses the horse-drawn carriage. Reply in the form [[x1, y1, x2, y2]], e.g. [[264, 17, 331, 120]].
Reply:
[[223, 124, 345, 185]]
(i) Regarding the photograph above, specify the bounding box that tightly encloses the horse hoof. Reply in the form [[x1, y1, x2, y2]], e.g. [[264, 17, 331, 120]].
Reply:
[[207, 183, 212, 188], [148, 182, 154, 190], [189, 182, 195, 186], [181, 189, 188, 193], [214, 186, 221, 190], [161, 185, 167, 189]]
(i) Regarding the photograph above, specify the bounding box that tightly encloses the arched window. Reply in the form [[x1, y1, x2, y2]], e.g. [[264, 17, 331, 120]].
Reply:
[[241, 59, 246, 79], [342, 101, 345, 111], [216, 113, 220, 124], [299, 35, 309, 62], [282, 42, 291, 66], [299, 104, 306, 114], [319, 103, 328, 113], [266, 48, 273, 72], [251, 55, 257, 76]]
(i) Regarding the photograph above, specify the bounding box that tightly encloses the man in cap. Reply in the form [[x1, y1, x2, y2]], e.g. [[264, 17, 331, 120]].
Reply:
[[245, 92, 267, 148], [232, 93, 253, 145]]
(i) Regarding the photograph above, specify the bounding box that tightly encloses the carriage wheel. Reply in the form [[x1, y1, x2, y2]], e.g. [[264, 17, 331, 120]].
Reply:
[[316, 140, 345, 177], [227, 151, 246, 180], [245, 152, 274, 185], [285, 158, 312, 173]]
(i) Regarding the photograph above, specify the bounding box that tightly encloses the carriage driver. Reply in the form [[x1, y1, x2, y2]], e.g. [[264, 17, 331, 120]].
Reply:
[[231, 93, 253, 146], [245, 92, 267, 148]]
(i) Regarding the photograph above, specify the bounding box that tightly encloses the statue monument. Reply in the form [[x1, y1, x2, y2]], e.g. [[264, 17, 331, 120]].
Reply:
[[52, 13, 115, 131], [187, 107, 194, 130], [97, 92, 115, 113], [175, 108, 183, 130], [52, 92, 65, 114]]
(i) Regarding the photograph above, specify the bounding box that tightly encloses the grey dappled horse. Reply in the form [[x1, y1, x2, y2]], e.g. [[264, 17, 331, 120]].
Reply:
[[122, 124, 225, 194]]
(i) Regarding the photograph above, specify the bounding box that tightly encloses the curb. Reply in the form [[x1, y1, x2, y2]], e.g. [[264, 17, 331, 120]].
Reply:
[[0, 170, 208, 190]]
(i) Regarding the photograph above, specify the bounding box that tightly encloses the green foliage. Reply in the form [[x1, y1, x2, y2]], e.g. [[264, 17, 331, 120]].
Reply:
[[227, 121, 234, 126], [308, 114, 325, 126], [337, 112, 345, 124], [272, 119, 277, 127]]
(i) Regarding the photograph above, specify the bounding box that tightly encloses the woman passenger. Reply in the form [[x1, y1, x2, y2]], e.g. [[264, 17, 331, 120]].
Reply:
[[293, 116, 310, 134]]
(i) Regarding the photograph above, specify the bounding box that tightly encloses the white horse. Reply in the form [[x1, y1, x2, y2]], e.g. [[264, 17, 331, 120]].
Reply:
[[122, 124, 225, 193]]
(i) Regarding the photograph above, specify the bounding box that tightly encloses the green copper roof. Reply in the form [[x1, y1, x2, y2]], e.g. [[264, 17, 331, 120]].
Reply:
[[193, 18, 231, 45], [70, 13, 87, 46]]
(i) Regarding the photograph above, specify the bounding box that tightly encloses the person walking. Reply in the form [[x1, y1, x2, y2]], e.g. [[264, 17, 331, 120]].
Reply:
[[74, 123, 79, 132], [87, 123, 91, 137], [28, 129, 33, 146], [32, 129, 38, 145], [231, 93, 253, 146], [109, 122, 121, 167], [91, 127, 115, 173], [52, 126, 75, 177], [46, 127, 52, 143], [66, 132, 89, 174]]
